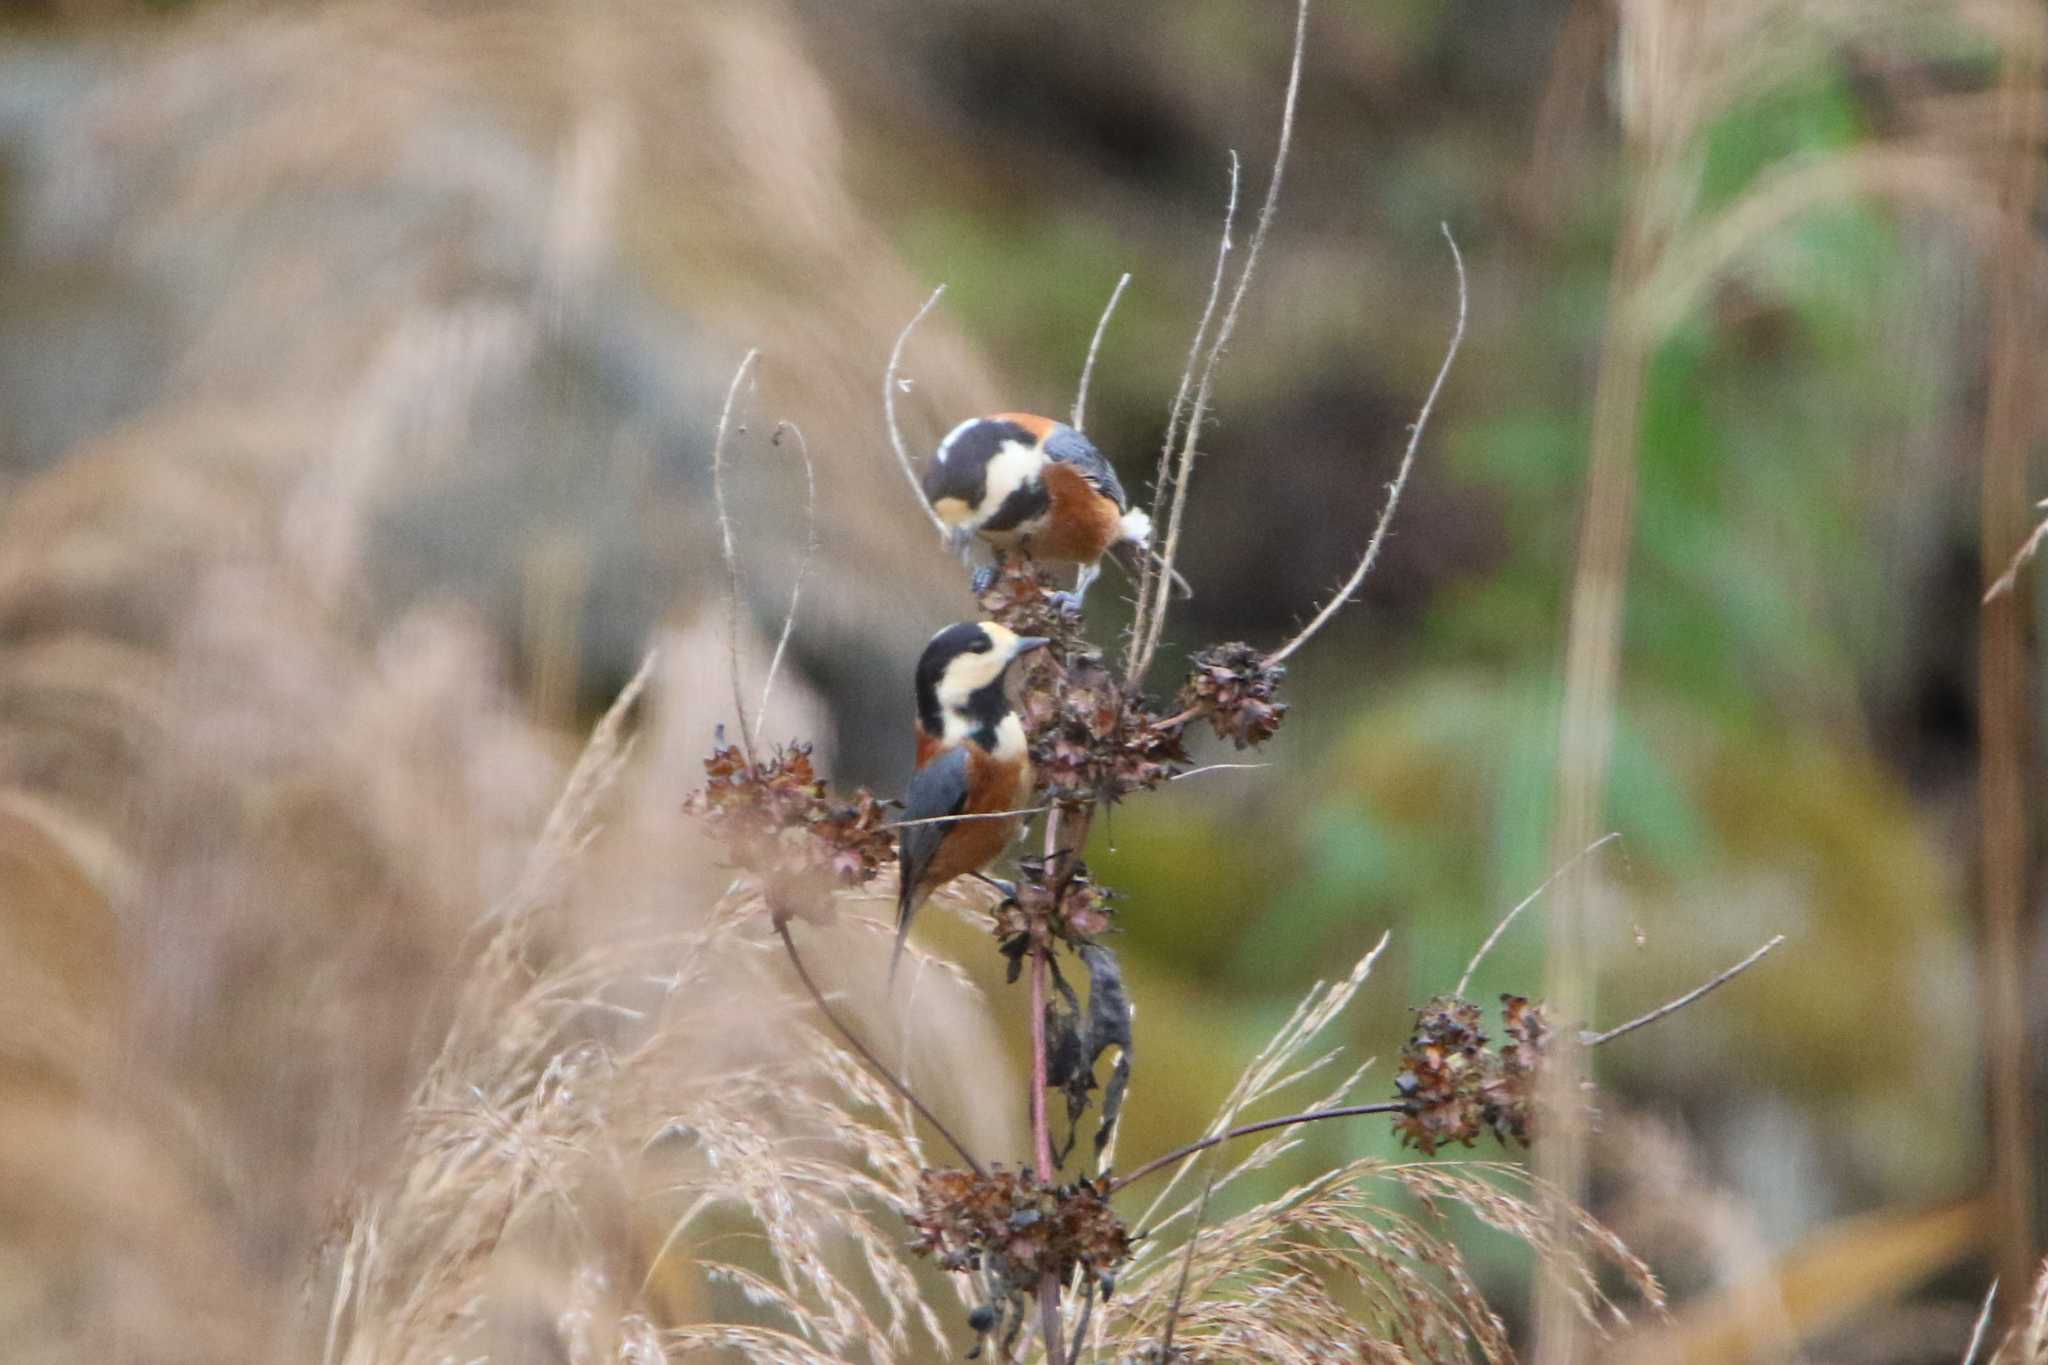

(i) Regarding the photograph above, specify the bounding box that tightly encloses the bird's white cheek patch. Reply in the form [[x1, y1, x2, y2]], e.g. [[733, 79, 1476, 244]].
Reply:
[[936, 652, 1008, 713], [932, 496, 973, 527]]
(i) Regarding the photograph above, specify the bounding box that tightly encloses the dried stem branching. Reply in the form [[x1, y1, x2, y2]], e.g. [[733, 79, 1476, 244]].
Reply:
[[775, 919, 986, 1177], [1126, 150, 1240, 679], [758, 420, 818, 729], [1072, 271, 1132, 433], [1130, 0, 1309, 683], [710, 347, 762, 768], [1109, 1101, 1406, 1196], [1267, 224, 1466, 665], [1456, 832, 1622, 997], [1578, 935, 1786, 1048], [1130, 154, 1236, 683], [884, 285, 953, 543]]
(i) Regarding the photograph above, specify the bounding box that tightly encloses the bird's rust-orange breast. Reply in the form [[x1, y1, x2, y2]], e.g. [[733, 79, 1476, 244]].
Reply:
[[1032, 460, 1123, 564], [913, 744, 1034, 894]]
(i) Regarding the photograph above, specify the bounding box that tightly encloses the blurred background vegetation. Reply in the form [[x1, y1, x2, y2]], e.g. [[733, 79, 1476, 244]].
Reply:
[[1, 0, 2041, 1360]]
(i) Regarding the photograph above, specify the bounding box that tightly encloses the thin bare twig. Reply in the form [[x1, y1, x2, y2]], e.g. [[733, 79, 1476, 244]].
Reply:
[[884, 286, 952, 542], [1456, 832, 1622, 997], [774, 920, 985, 1176], [1267, 225, 1466, 665], [1132, 0, 1309, 682], [1107, 1102, 1405, 1196], [1167, 762, 1272, 783], [757, 421, 817, 731], [1983, 503, 2048, 603], [1158, 997, 1265, 1357], [1961, 1278, 1997, 1365], [884, 804, 1052, 831], [1126, 152, 1240, 681], [1073, 272, 1133, 433], [1160, 1156, 1221, 1357], [1578, 935, 1786, 1049], [710, 349, 761, 771]]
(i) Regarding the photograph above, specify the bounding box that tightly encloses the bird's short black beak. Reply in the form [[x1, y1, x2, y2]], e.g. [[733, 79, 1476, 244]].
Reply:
[[1014, 635, 1052, 656]]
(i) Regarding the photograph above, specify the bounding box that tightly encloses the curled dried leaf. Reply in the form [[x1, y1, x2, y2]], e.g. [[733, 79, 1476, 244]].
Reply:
[[1044, 945, 1135, 1165]]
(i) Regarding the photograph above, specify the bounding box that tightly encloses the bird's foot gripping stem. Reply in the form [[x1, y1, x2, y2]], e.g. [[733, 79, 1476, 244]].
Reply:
[[1047, 564, 1099, 618]]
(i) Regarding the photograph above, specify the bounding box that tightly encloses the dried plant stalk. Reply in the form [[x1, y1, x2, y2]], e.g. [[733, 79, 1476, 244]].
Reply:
[[1129, 0, 1310, 682], [1072, 271, 1132, 434]]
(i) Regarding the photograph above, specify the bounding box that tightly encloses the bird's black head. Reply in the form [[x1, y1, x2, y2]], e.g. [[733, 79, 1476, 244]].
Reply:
[[922, 415, 1052, 535], [914, 620, 1050, 743]]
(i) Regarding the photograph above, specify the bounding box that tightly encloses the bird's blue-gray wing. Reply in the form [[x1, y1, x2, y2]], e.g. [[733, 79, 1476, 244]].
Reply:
[[1044, 424, 1128, 510], [892, 745, 972, 980]]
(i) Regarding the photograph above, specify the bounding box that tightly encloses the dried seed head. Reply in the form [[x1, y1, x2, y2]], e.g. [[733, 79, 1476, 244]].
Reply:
[[908, 1166, 1132, 1305], [1479, 994, 1550, 1147], [683, 739, 895, 922], [1176, 642, 1288, 749], [1392, 995, 1490, 1154], [976, 557, 1089, 653], [1392, 993, 1555, 1154], [994, 855, 1116, 981], [1023, 653, 1188, 805]]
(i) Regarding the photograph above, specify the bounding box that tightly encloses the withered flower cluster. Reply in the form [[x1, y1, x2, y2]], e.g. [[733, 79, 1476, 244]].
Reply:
[[682, 741, 894, 922], [973, 558, 1092, 655], [980, 561, 1292, 815], [1023, 650, 1191, 806], [993, 853, 1114, 960], [908, 1165, 1131, 1305], [1391, 993, 1553, 1154], [1175, 641, 1288, 749]]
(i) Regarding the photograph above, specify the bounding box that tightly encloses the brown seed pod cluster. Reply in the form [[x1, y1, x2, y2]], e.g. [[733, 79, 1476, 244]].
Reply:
[[974, 556, 1090, 654], [994, 854, 1113, 966], [1480, 994, 1550, 1146], [908, 1165, 1131, 1304], [682, 740, 895, 922], [1176, 641, 1288, 749], [1391, 993, 1552, 1154], [1021, 651, 1189, 806]]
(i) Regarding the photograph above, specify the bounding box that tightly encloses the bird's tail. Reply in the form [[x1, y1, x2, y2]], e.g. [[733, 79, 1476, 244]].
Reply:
[[889, 883, 917, 986]]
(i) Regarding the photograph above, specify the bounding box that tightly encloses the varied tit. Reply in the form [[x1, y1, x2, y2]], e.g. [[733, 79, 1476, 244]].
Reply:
[[891, 620, 1051, 982], [922, 413, 1152, 612]]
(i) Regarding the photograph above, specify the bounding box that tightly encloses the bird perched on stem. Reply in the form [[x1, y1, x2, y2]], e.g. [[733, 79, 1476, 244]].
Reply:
[[892, 621, 1050, 982], [922, 413, 1153, 613]]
